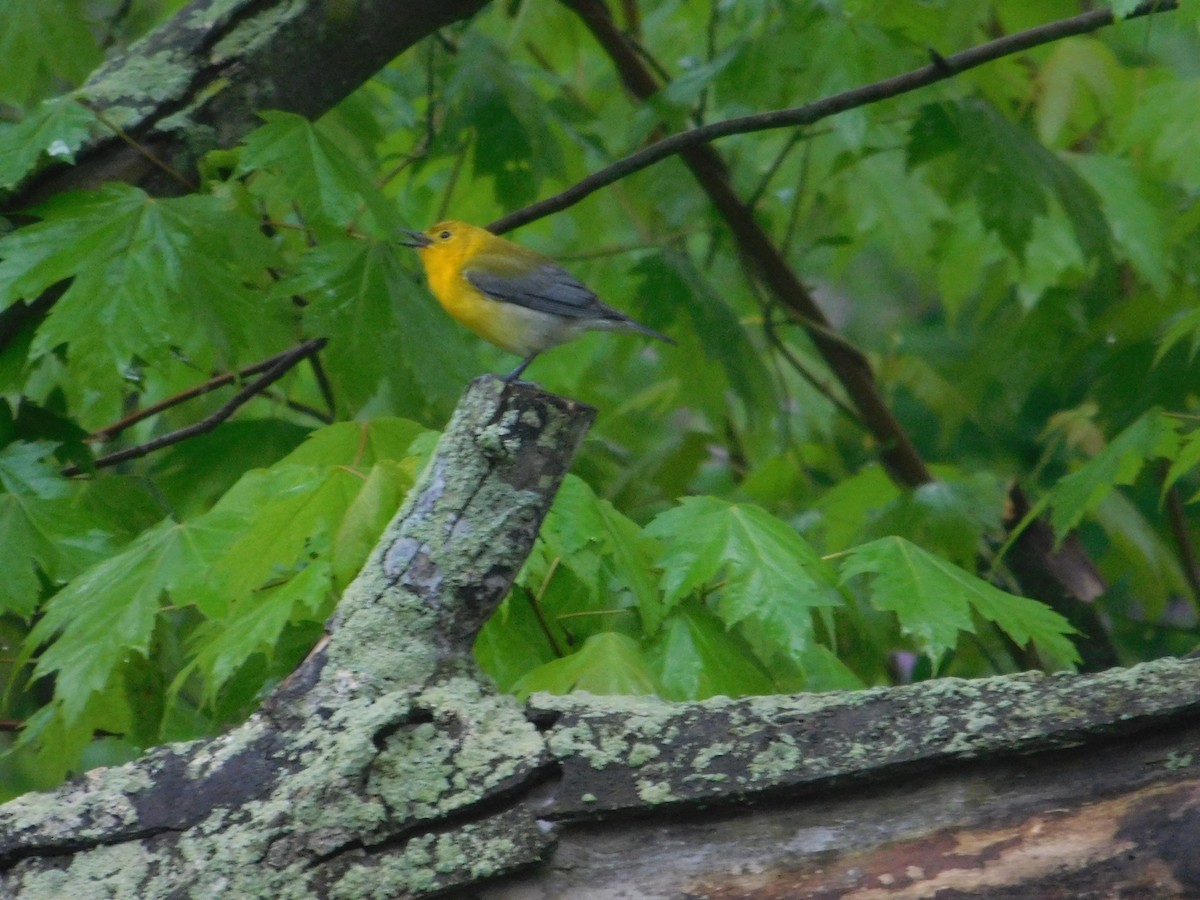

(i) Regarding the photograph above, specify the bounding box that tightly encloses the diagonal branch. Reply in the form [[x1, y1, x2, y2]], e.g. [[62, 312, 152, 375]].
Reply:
[[0, 377, 596, 897], [553, 0, 1127, 667], [62, 338, 328, 476], [489, 0, 1177, 235], [556, 0, 932, 486], [88, 339, 333, 443]]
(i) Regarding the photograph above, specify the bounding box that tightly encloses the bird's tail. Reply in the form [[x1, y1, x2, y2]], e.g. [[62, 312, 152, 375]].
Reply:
[[611, 313, 676, 345]]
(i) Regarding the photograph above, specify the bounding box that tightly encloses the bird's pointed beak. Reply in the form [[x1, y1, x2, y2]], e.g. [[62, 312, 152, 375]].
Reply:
[[398, 229, 433, 248]]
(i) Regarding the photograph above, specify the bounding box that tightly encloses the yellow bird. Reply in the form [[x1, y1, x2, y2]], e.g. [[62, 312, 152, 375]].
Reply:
[[400, 220, 673, 380]]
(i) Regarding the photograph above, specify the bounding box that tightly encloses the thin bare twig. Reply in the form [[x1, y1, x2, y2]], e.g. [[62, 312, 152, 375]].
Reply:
[[64, 338, 328, 476], [84, 103, 197, 193], [529, 557, 566, 657], [761, 308, 861, 425], [262, 389, 335, 424], [489, 1, 1178, 235], [88, 339, 329, 442], [308, 350, 337, 420], [782, 138, 813, 256], [437, 141, 467, 222], [745, 130, 805, 211]]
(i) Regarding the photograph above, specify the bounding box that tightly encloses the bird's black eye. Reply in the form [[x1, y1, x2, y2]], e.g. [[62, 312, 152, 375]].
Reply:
[[439, 230, 452, 240]]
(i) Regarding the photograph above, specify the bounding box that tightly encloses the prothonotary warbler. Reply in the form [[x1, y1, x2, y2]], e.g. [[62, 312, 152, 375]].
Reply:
[[400, 220, 673, 380]]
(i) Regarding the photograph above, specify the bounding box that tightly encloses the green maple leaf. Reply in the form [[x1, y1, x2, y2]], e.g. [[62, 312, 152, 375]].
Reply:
[[237, 110, 393, 231], [841, 536, 1078, 667], [279, 239, 475, 417], [645, 497, 841, 661], [511, 632, 660, 700], [0, 97, 96, 192], [1046, 410, 1178, 538], [24, 517, 229, 726], [0, 184, 284, 425]]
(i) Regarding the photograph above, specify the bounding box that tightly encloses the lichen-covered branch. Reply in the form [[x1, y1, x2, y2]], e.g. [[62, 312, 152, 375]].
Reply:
[[0, 377, 594, 898], [486, 658, 1200, 897], [2, 379, 1199, 898], [8, 0, 490, 206], [489, 674, 1200, 898], [532, 656, 1200, 817]]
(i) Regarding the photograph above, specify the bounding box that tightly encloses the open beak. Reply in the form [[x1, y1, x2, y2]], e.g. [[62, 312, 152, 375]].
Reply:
[[398, 229, 433, 248]]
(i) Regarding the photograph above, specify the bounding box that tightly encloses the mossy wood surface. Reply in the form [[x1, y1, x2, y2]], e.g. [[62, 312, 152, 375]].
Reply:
[[0, 377, 594, 898], [2, 380, 1199, 898]]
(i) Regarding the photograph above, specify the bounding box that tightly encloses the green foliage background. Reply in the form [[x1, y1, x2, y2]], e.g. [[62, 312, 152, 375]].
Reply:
[[2, 0, 1200, 799]]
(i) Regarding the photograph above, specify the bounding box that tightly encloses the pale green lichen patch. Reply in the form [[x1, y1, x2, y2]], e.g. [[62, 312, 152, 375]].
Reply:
[[327, 813, 549, 899], [0, 753, 160, 848], [370, 721, 457, 819], [209, 4, 307, 63], [687, 772, 731, 783], [323, 596, 441, 694], [537, 692, 680, 767], [179, 0, 247, 29], [83, 49, 194, 123], [85, 756, 156, 797], [636, 779, 677, 805], [627, 742, 660, 767], [749, 735, 801, 780], [474, 420, 515, 458], [339, 675, 544, 834], [690, 742, 734, 771], [1166, 751, 1195, 771], [0, 772, 139, 849], [12, 840, 153, 900], [447, 704, 543, 786]]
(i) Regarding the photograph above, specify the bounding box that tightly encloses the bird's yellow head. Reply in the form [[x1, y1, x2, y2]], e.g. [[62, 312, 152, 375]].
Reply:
[[399, 220, 492, 266]]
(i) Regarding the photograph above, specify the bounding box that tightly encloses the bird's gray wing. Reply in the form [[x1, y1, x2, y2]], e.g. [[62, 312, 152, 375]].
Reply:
[[465, 262, 615, 320]]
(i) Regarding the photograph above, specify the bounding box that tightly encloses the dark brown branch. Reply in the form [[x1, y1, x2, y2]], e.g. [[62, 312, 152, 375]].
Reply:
[[527, 559, 566, 658], [83, 102, 197, 192], [260, 390, 334, 425], [1162, 461, 1200, 600], [0, 0, 490, 360], [1002, 484, 1117, 672], [8, 0, 491, 209], [88, 340, 330, 443], [305, 350, 337, 421], [558, 0, 1128, 668], [63, 338, 327, 476], [556, 0, 932, 486], [489, 1, 1178, 235]]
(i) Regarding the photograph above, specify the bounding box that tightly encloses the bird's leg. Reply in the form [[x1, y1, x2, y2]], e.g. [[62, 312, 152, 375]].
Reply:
[[504, 354, 538, 382]]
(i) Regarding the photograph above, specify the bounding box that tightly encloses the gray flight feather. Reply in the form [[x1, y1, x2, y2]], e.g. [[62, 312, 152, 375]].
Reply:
[[464, 263, 621, 320]]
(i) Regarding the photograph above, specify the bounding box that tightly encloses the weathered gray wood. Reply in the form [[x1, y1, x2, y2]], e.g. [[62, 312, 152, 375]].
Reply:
[[4, 376, 1200, 899], [487, 709, 1200, 898], [0, 377, 594, 898], [531, 659, 1200, 816]]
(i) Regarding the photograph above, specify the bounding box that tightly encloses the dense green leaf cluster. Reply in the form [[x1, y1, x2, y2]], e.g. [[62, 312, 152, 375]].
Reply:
[[1, 0, 1199, 798]]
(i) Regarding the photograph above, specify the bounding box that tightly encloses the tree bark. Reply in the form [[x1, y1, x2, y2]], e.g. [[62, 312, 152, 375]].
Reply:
[[0, 377, 595, 898], [7, 0, 489, 207], [2, 379, 1199, 899], [491, 674, 1200, 899]]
